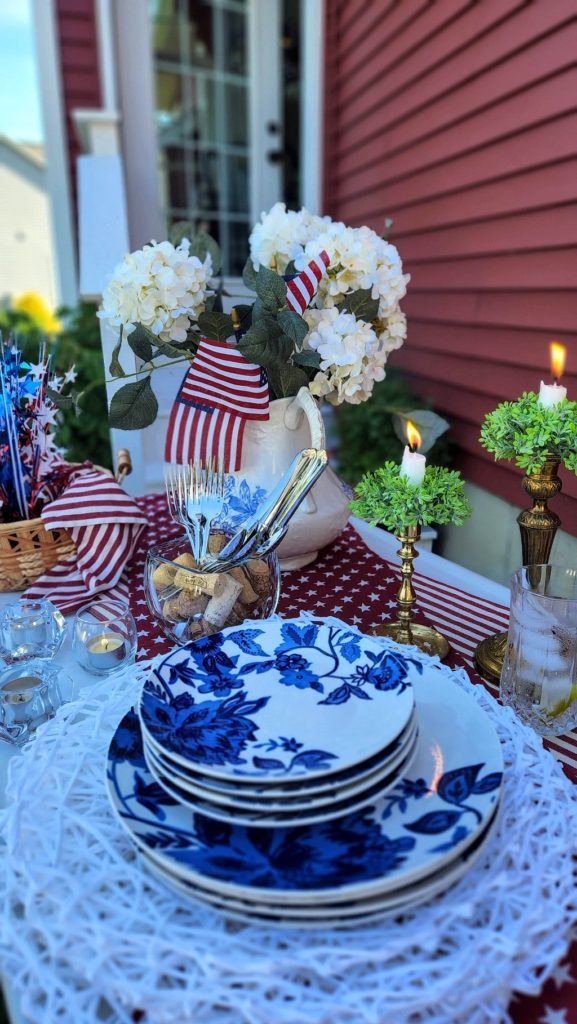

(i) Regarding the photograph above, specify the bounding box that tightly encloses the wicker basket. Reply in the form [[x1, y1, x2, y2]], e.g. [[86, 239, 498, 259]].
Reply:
[[0, 517, 76, 592], [0, 454, 132, 593]]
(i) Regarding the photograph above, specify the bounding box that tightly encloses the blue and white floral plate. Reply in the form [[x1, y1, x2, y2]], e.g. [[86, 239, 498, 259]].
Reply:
[[142, 705, 417, 800], [143, 714, 417, 815], [137, 807, 498, 928], [139, 619, 416, 785], [109, 665, 503, 905], [144, 725, 419, 828]]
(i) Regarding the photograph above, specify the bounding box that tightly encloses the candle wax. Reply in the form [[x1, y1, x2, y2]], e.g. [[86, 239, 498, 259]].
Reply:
[[86, 633, 126, 671], [399, 445, 426, 486], [538, 380, 567, 409]]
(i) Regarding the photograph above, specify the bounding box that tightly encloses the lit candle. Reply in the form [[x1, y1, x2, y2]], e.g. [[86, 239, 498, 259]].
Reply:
[[86, 633, 126, 670], [400, 421, 426, 486], [538, 341, 567, 408]]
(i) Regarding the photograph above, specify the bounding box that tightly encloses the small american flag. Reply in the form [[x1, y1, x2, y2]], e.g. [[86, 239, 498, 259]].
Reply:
[[286, 250, 330, 315], [164, 338, 269, 470]]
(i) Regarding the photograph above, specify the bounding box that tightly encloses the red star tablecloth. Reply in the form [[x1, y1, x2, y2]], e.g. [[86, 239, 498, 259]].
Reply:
[[124, 493, 577, 1024]]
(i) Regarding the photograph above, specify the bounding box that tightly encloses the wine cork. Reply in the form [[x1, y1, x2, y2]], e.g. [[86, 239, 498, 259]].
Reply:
[[208, 532, 228, 555], [246, 558, 270, 597], [152, 562, 177, 589], [227, 566, 259, 605], [175, 552, 197, 569], [173, 569, 226, 597], [198, 619, 222, 636], [186, 620, 206, 641], [204, 577, 243, 628], [163, 595, 188, 623], [225, 603, 247, 627], [175, 591, 209, 618]]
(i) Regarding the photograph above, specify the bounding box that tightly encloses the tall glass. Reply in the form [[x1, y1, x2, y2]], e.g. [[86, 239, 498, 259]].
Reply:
[[500, 565, 577, 737]]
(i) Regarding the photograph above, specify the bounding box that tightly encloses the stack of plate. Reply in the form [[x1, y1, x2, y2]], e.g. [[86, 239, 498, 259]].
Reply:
[[107, 617, 504, 927]]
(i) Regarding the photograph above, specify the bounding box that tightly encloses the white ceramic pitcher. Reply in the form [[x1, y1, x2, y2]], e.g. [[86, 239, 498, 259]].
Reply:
[[220, 388, 350, 569]]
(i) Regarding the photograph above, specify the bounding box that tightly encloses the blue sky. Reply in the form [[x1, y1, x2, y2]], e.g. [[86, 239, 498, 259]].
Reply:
[[0, 0, 43, 142]]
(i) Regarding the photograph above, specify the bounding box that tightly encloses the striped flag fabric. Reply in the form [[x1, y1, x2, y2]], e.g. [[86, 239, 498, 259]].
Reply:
[[25, 467, 148, 613], [164, 338, 269, 470], [285, 250, 330, 315]]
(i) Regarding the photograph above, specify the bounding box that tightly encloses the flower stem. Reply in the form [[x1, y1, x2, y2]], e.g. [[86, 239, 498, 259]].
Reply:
[[105, 355, 191, 385]]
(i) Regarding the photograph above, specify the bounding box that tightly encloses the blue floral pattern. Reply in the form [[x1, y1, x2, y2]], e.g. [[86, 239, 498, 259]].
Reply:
[[108, 667, 504, 895], [216, 477, 268, 530], [382, 763, 502, 853], [139, 618, 416, 780]]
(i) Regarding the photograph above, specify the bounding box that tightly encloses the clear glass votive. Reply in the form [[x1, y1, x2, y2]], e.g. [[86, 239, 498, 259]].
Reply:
[[500, 565, 577, 737], [0, 659, 69, 746], [0, 598, 66, 663], [72, 600, 137, 676]]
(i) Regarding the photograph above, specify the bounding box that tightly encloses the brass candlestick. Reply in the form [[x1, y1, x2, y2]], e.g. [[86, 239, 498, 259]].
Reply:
[[371, 525, 450, 659], [474, 455, 562, 684]]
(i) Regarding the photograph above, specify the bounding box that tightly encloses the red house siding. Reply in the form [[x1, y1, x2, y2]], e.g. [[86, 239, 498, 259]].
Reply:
[[55, 0, 101, 223], [323, 0, 577, 533]]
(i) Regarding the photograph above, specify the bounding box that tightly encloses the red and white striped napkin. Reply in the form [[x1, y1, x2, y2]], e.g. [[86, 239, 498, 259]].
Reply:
[[25, 465, 148, 613]]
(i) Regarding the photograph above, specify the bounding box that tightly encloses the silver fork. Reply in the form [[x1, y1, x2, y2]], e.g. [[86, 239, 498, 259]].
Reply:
[[186, 460, 226, 563], [165, 464, 200, 559]]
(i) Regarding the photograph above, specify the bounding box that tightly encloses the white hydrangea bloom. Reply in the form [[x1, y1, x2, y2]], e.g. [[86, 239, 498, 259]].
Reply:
[[303, 306, 387, 406], [98, 239, 213, 344], [249, 202, 329, 272], [248, 204, 410, 405]]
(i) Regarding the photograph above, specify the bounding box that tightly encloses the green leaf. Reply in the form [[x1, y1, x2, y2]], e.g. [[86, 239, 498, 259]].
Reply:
[[293, 349, 321, 369], [197, 312, 234, 342], [168, 220, 195, 246], [187, 231, 222, 275], [242, 257, 258, 291], [277, 309, 309, 346], [108, 377, 159, 430], [251, 297, 267, 323], [108, 329, 125, 378], [238, 322, 292, 370], [45, 386, 74, 410], [341, 288, 380, 321], [284, 259, 298, 276], [255, 265, 287, 311], [267, 363, 309, 399], [127, 324, 154, 362], [153, 339, 193, 359], [392, 409, 450, 455]]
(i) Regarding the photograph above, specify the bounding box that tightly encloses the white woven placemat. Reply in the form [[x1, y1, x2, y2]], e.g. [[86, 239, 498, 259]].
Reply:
[[1, 641, 576, 1024]]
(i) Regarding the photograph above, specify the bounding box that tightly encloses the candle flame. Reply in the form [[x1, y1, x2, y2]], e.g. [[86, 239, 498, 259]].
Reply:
[[406, 420, 422, 451], [550, 341, 567, 381], [102, 637, 110, 651]]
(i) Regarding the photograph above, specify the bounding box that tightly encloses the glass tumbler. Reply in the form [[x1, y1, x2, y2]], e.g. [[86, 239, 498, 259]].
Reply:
[[0, 659, 69, 746], [0, 598, 66, 662], [72, 600, 138, 676], [500, 565, 577, 737]]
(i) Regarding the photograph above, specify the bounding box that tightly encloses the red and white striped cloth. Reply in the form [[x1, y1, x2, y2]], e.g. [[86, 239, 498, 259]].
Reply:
[[285, 250, 330, 315], [164, 338, 269, 470], [25, 466, 148, 614]]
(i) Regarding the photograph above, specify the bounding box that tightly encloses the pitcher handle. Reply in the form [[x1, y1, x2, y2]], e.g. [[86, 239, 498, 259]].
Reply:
[[284, 387, 325, 450]]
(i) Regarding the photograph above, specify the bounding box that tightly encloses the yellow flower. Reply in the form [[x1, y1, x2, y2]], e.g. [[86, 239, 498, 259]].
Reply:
[[12, 292, 62, 334]]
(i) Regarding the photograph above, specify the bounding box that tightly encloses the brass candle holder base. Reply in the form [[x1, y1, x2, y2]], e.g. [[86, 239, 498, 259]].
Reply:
[[371, 525, 450, 660], [474, 456, 562, 684], [474, 631, 507, 686], [373, 620, 451, 659]]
